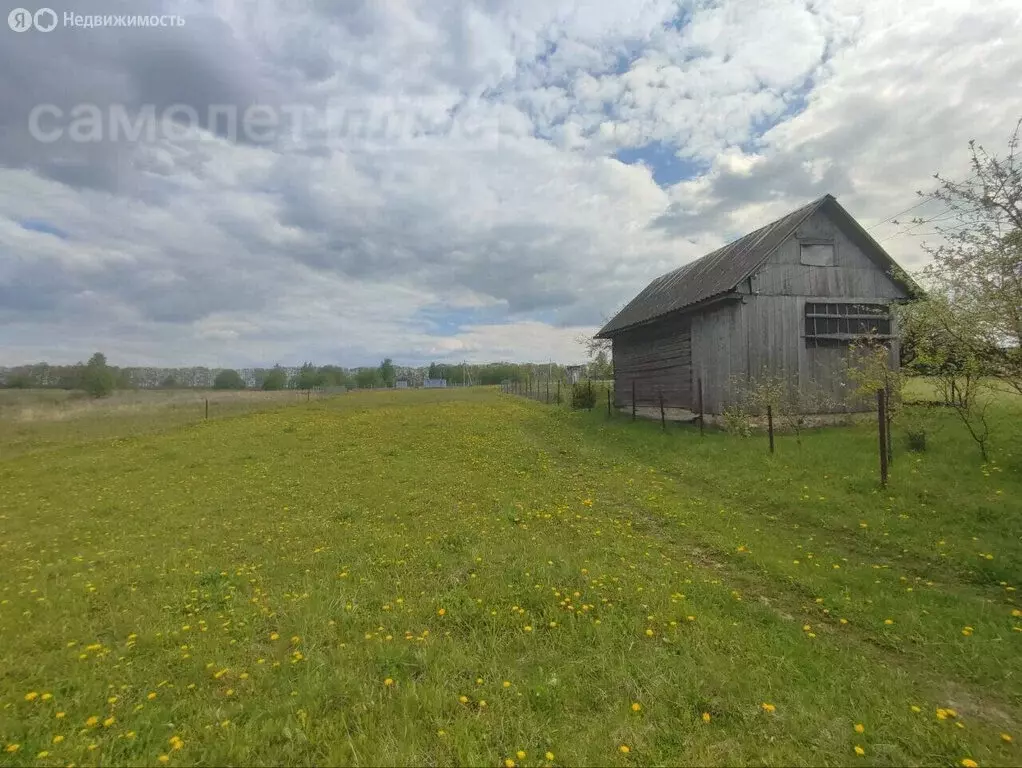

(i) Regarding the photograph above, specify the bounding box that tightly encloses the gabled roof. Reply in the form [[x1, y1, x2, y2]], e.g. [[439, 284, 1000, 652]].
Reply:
[[596, 194, 915, 338]]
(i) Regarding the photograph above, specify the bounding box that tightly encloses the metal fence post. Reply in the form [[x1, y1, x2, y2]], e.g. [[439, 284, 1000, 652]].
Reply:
[[767, 404, 775, 453], [698, 378, 705, 436], [659, 390, 666, 431], [631, 380, 636, 421]]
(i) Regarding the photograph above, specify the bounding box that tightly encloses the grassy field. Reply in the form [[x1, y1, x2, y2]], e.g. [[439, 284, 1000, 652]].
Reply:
[[0, 389, 327, 460], [1, 387, 1019, 766]]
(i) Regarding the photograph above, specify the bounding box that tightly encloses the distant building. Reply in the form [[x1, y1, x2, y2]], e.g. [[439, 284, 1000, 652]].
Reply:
[[395, 380, 409, 389], [566, 365, 586, 384], [423, 378, 447, 388]]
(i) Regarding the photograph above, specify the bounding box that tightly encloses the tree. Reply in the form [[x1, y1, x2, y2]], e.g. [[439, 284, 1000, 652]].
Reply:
[[589, 350, 613, 380], [379, 358, 396, 387], [355, 367, 382, 389], [428, 362, 440, 379], [903, 119, 1022, 396], [82, 352, 116, 398], [160, 375, 179, 389], [213, 369, 245, 390], [294, 362, 324, 390], [262, 365, 288, 390]]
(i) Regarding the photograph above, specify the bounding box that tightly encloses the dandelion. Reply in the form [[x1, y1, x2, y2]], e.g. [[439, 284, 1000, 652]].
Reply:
[[147, 692, 157, 700], [36, 750, 49, 759], [55, 712, 65, 719], [384, 678, 394, 687], [1001, 733, 1013, 743], [103, 716, 116, 727], [25, 692, 39, 702], [517, 751, 526, 760], [619, 745, 631, 754], [503, 681, 511, 688], [960, 760, 978, 768], [85, 716, 99, 727], [158, 756, 170, 764], [479, 700, 487, 708], [437, 608, 446, 616], [884, 619, 894, 625], [546, 752, 555, 761], [458, 695, 469, 704], [504, 760, 516, 768], [854, 723, 865, 734], [52, 736, 64, 744], [645, 628, 654, 637], [269, 632, 279, 640], [910, 705, 921, 713], [702, 712, 711, 723], [476, 678, 483, 685], [854, 746, 865, 756], [761, 703, 776, 713], [41, 693, 52, 701], [631, 702, 641, 712], [5, 745, 20, 754], [524, 625, 533, 632]]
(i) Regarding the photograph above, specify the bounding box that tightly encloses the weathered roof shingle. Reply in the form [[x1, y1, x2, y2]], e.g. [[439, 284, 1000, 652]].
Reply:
[[597, 195, 832, 337]]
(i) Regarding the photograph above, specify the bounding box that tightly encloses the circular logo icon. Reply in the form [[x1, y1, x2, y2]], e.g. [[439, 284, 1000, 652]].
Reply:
[[34, 7, 57, 32], [8, 7, 33, 31]]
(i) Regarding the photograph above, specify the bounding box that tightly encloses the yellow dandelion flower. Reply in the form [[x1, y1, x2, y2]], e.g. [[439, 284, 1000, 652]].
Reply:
[[631, 702, 641, 712], [269, 632, 279, 641], [702, 712, 711, 723], [52, 736, 64, 745], [158, 756, 170, 764], [458, 695, 469, 704], [504, 760, 516, 768], [524, 625, 533, 632], [910, 705, 921, 713], [37, 750, 49, 759], [884, 619, 894, 625], [1000, 733, 1012, 743], [147, 692, 157, 700], [41, 693, 52, 701], [503, 681, 511, 688], [644, 628, 654, 637], [619, 745, 630, 754], [854, 723, 865, 734], [85, 716, 99, 727], [437, 608, 446, 616], [476, 678, 483, 685], [517, 751, 526, 760], [854, 746, 865, 756], [25, 692, 39, 702], [960, 760, 978, 768], [761, 702, 776, 713], [546, 752, 555, 761], [103, 716, 115, 727], [55, 712, 65, 719], [6, 744, 20, 754], [384, 678, 394, 687]]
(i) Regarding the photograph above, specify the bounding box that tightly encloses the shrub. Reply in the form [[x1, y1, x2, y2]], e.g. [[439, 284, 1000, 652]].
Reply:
[[571, 382, 596, 410], [722, 405, 752, 437], [905, 425, 927, 452]]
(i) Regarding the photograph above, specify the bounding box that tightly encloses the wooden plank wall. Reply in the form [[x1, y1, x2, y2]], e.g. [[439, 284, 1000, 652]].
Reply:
[[612, 314, 692, 409]]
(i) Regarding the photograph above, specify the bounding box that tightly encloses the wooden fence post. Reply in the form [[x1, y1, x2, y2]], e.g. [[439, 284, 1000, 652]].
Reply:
[[698, 378, 705, 436], [631, 380, 636, 421], [607, 388, 611, 418], [205, 398, 209, 420], [557, 380, 561, 405], [587, 380, 593, 411], [767, 404, 775, 453], [659, 390, 666, 431], [885, 384, 893, 465], [877, 389, 889, 487], [546, 382, 550, 404]]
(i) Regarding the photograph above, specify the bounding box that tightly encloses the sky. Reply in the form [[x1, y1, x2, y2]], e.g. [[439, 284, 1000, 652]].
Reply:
[[1, 0, 1020, 368]]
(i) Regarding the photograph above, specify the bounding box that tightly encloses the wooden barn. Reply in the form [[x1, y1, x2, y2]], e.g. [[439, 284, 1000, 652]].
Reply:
[[596, 195, 916, 416]]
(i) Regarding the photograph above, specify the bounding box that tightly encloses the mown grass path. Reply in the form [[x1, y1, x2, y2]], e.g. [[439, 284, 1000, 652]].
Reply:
[[1, 388, 1019, 766]]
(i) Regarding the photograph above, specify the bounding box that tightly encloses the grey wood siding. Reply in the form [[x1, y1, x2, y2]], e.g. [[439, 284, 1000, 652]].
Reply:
[[751, 210, 909, 300], [612, 315, 692, 409]]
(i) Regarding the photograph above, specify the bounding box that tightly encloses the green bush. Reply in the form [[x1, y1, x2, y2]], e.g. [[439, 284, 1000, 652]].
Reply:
[[571, 382, 596, 410]]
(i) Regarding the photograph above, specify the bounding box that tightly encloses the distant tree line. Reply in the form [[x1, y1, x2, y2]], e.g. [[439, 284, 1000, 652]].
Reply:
[[1, 356, 597, 396]]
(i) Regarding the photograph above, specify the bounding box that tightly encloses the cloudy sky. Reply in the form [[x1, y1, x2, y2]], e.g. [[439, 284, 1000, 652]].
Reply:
[[1, 0, 1020, 368]]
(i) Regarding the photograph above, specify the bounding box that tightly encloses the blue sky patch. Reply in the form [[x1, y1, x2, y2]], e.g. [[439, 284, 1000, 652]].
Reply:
[[20, 219, 70, 239], [614, 141, 707, 186]]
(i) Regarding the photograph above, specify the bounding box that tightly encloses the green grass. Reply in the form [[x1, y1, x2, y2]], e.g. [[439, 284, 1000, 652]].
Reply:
[[1, 387, 1019, 766]]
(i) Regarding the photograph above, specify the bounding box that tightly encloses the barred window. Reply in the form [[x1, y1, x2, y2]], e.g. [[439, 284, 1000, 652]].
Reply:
[[804, 302, 891, 338]]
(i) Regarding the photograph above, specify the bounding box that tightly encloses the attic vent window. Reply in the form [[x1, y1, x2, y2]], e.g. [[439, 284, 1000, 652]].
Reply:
[[800, 242, 835, 266], [804, 302, 892, 340]]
